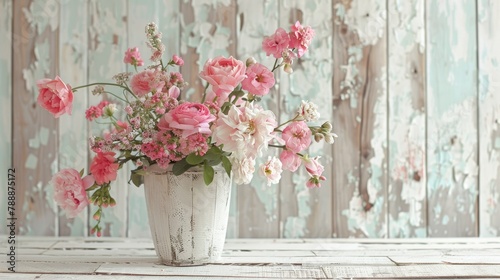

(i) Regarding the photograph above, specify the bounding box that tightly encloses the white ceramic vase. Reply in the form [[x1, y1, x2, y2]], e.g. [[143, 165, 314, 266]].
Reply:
[[143, 165, 232, 266]]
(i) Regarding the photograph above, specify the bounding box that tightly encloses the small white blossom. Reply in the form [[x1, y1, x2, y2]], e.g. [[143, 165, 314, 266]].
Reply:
[[297, 100, 320, 122], [102, 104, 117, 117], [231, 157, 256, 185], [259, 156, 283, 186]]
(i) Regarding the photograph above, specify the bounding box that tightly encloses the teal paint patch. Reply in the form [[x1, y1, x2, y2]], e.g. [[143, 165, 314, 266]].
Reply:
[[283, 216, 306, 238], [442, 215, 449, 225], [25, 154, 38, 169], [39, 126, 49, 145], [495, 138, 500, 149], [414, 227, 427, 237]]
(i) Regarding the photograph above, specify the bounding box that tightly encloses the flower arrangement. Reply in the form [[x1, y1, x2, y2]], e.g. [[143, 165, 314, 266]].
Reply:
[[37, 21, 337, 236]]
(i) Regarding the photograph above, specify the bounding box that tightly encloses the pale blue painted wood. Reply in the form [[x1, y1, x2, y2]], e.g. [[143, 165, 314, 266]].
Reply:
[[427, 0, 478, 237], [0, 0, 12, 236], [387, 0, 427, 238], [478, 0, 500, 237], [58, 0, 89, 236], [278, 0, 334, 238], [87, 0, 129, 237]]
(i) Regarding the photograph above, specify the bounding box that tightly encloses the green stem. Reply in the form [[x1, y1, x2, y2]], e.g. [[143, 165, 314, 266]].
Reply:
[[271, 59, 281, 72], [275, 114, 300, 129], [103, 91, 128, 103], [72, 82, 132, 94], [201, 83, 210, 103], [268, 144, 285, 149]]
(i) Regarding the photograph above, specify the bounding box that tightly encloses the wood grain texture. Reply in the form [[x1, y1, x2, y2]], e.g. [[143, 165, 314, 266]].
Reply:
[[332, 0, 388, 238], [235, 0, 279, 238], [278, 0, 334, 238], [387, 0, 427, 237], [13, 0, 59, 235], [478, 0, 500, 237], [58, 0, 89, 237], [426, 0, 478, 237], [0, 0, 12, 236], [87, 0, 128, 237]]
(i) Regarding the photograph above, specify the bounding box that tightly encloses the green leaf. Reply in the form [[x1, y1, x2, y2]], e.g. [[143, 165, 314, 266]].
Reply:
[[172, 158, 193, 176], [79, 168, 85, 177], [130, 172, 143, 187], [206, 157, 222, 166], [186, 153, 204, 165], [221, 156, 232, 177], [203, 163, 214, 186]]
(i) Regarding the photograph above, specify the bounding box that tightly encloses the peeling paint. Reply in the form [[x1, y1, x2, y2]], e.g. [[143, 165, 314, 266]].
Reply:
[[25, 154, 38, 169]]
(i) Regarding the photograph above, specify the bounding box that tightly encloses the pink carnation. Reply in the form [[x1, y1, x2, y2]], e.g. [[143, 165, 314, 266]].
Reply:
[[123, 47, 144, 66], [130, 70, 165, 97], [85, 106, 102, 121], [199, 56, 246, 96], [262, 28, 290, 59], [90, 151, 119, 185], [51, 169, 95, 218], [158, 102, 215, 138], [37, 76, 74, 118], [280, 150, 302, 172], [241, 63, 275, 96], [288, 21, 315, 58], [282, 121, 312, 153]]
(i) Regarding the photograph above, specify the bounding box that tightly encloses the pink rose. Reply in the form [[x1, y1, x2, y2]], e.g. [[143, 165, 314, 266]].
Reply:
[[199, 56, 246, 96], [51, 169, 95, 218], [280, 150, 302, 172], [282, 121, 312, 153], [90, 151, 119, 185], [289, 21, 315, 58], [241, 63, 275, 96], [130, 70, 165, 97], [262, 28, 290, 59], [158, 102, 215, 138], [37, 76, 74, 118], [123, 47, 144, 66]]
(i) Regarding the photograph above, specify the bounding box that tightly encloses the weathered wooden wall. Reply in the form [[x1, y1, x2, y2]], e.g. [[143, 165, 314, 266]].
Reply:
[[1, 0, 499, 238]]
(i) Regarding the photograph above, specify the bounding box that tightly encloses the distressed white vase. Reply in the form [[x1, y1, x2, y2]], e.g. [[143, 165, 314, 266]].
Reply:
[[143, 165, 232, 266]]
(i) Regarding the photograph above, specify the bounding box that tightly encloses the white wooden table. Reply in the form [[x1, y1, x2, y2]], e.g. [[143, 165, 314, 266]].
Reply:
[[2, 236, 500, 279]]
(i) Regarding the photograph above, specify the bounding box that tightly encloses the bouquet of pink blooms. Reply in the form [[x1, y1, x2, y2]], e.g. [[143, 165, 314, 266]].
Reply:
[[37, 21, 336, 236]]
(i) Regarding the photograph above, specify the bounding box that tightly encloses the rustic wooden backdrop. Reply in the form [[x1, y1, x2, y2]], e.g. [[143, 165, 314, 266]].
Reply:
[[1, 0, 499, 238]]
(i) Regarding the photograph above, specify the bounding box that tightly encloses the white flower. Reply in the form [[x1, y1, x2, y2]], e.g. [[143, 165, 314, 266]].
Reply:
[[212, 103, 277, 160], [297, 100, 320, 122], [102, 104, 117, 118], [231, 157, 256, 185], [259, 156, 283, 186]]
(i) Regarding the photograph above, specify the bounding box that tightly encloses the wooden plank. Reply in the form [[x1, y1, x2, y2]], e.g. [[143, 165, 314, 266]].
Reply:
[[87, 0, 128, 237], [277, 0, 334, 238], [478, 0, 500, 237], [426, 0, 478, 237], [234, 0, 280, 238], [96, 263, 327, 278], [13, 261, 100, 274], [323, 264, 500, 279], [35, 276, 315, 280], [57, 0, 89, 237], [387, 0, 427, 238], [332, 0, 388, 238], [0, 274, 41, 280], [389, 255, 500, 265], [0, 0, 12, 236], [215, 256, 395, 265], [12, 0, 59, 236]]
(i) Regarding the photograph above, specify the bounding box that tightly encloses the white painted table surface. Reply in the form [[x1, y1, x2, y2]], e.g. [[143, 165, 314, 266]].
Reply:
[[1, 236, 500, 279]]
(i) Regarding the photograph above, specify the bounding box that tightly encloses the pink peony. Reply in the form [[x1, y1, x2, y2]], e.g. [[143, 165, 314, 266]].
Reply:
[[172, 54, 184, 66], [212, 104, 277, 160], [158, 102, 215, 138], [37, 76, 74, 118], [241, 63, 275, 96], [289, 21, 315, 58], [51, 169, 95, 218], [280, 150, 302, 172], [199, 56, 246, 96], [123, 47, 144, 66], [130, 69, 165, 97], [282, 121, 312, 153], [90, 151, 119, 185], [262, 28, 290, 59], [259, 156, 283, 186]]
